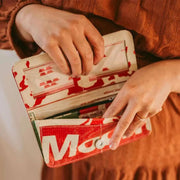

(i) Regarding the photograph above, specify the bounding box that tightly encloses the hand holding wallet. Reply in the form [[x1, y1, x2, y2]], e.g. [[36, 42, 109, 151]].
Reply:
[[12, 30, 151, 167]]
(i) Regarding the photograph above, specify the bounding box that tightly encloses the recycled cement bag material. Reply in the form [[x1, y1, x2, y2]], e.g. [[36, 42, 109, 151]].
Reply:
[[12, 30, 151, 167]]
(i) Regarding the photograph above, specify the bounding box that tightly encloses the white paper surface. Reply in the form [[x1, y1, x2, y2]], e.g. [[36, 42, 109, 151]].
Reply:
[[0, 50, 42, 180]]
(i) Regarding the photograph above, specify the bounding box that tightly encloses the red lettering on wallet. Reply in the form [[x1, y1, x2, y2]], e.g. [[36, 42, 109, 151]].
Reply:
[[40, 78, 60, 89], [13, 71, 17, 78], [19, 75, 28, 92], [40, 122, 117, 167], [102, 67, 109, 71], [67, 77, 104, 95], [26, 61, 30, 68], [41, 132, 111, 165], [39, 66, 53, 76], [33, 95, 46, 107]]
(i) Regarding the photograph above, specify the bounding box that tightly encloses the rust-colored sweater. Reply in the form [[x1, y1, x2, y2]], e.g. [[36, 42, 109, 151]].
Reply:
[[1, 1, 180, 180]]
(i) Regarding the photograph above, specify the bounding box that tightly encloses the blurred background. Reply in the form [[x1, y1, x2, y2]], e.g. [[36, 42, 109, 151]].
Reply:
[[0, 50, 42, 180]]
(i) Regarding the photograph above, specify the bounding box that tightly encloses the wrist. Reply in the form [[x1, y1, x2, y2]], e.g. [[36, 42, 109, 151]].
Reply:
[[15, 4, 39, 42], [169, 60, 180, 93], [160, 60, 180, 93]]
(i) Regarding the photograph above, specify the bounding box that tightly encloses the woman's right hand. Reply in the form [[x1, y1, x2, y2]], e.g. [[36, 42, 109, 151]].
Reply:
[[15, 4, 104, 76]]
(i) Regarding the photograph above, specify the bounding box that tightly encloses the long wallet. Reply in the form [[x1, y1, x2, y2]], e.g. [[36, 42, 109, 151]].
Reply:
[[12, 30, 151, 168]]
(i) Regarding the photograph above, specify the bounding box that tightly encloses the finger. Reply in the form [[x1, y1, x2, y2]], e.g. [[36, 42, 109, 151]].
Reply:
[[125, 120, 146, 137], [148, 107, 163, 118], [109, 102, 137, 150], [135, 111, 148, 119], [124, 111, 148, 137], [60, 39, 82, 76], [103, 90, 127, 118], [85, 22, 104, 65], [73, 35, 93, 75], [46, 44, 70, 74]]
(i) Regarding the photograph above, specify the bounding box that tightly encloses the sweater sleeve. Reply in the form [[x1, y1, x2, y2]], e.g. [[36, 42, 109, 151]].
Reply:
[[0, 0, 41, 58]]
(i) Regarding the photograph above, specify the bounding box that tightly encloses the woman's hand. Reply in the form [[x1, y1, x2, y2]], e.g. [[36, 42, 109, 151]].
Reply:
[[15, 4, 104, 76], [103, 60, 178, 150]]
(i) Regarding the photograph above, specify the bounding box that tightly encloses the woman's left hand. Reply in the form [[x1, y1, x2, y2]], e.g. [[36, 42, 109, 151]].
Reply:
[[103, 60, 176, 150]]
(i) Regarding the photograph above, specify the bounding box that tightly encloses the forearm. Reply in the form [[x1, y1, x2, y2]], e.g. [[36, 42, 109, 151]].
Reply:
[[0, 0, 41, 56], [159, 59, 180, 93]]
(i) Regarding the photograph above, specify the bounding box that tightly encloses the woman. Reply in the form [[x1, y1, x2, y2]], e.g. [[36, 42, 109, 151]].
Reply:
[[1, 0, 180, 179]]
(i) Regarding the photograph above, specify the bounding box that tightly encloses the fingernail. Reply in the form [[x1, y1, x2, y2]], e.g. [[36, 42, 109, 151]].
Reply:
[[109, 142, 117, 150], [94, 61, 99, 65], [102, 114, 108, 118], [103, 112, 109, 118], [125, 133, 131, 138], [66, 72, 71, 75], [72, 75, 80, 78], [61, 70, 70, 75]]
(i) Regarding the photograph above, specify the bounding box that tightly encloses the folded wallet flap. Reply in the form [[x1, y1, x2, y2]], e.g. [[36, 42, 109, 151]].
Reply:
[[33, 117, 151, 167]]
